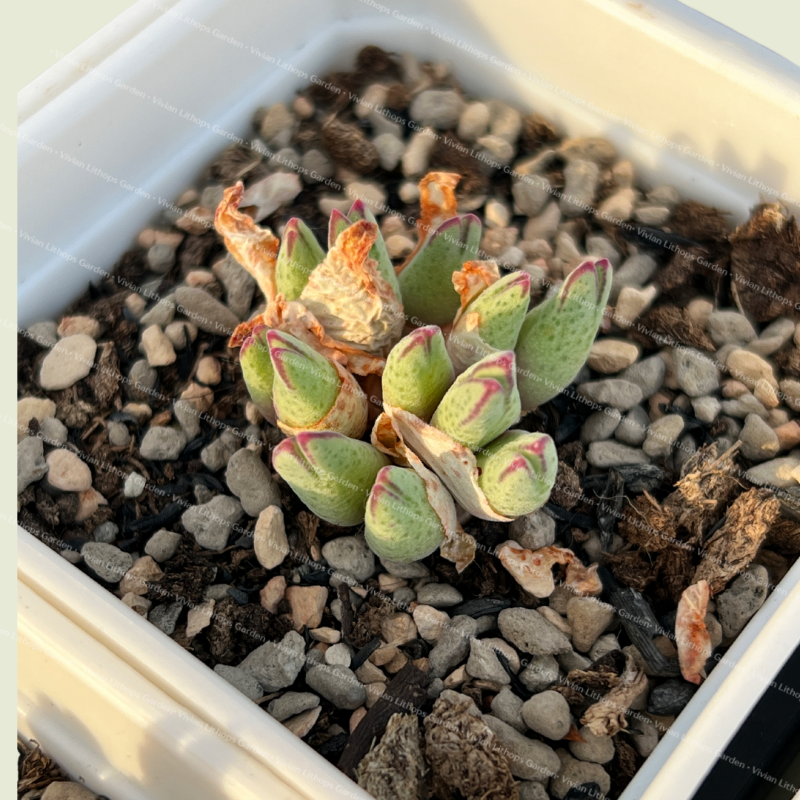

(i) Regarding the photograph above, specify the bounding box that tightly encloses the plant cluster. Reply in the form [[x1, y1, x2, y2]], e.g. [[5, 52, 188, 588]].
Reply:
[[216, 172, 611, 570]]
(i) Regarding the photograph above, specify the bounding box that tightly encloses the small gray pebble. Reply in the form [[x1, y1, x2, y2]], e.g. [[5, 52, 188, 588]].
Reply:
[[140, 426, 186, 461], [149, 602, 183, 635], [93, 521, 118, 544], [306, 664, 366, 710], [267, 691, 320, 721], [214, 664, 264, 701], [416, 583, 463, 608], [145, 529, 182, 562], [107, 420, 132, 447], [322, 535, 375, 583], [81, 542, 133, 583]]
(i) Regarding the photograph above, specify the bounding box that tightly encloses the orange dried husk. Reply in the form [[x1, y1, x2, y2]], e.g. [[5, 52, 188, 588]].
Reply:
[[372, 412, 476, 572], [276, 360, 368, 440], [675, 580, 712, 685], [497, 542, 603, 598], [299, 219, 404, 356], [397, 171, 461, 272], [451, 261, 502, 327], [215, 182, 280, 302], [381, 405, 513, 522]]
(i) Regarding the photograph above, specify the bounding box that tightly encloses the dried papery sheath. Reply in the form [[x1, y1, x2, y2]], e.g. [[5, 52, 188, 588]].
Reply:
[[516, 258, 611, 411], [424, 692, 518, 800], [356, 713, 425, 800], [382, 326, 454, 422], [408, 171, 461, 250], [262, 297, 386, 376], [431, 351, 521, 451], [675, 580, 711, 685], [365, 466, 446, 563], [448, 266, 532, 374], [475, 430, 556, 518], [275, 217, 325, 301], [581, 654, 647, 737], [381, 405, 512, 523], [215, 182, 280, 302], [347, 200, 402, 300], [300, 219, 404, 355], [371, 412, 475, 571], [239, 325, 276, 425], [267, 330, 367, 438], [397, 214, 482, 327], [272, 431, 389, 527], [496, 542, 602, 598]]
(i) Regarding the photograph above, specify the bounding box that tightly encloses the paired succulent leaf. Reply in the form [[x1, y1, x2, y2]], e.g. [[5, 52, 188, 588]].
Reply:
[[268, 330, 367, 438], [272, 431, 389, 527], [448, 269, 531, 373], [239, 325, 276, 425], [475, 431, 557, 518], [364, 466, 446, 562], [275, 218, 326, 301], [382, 326, 455, 421], [397, 214, 481, 327], [515, 258, 611, 411], [430, 351, 521, 451]]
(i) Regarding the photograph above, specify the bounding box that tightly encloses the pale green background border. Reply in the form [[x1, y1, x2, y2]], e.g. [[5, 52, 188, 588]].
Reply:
[[5, 0, 800, 794]]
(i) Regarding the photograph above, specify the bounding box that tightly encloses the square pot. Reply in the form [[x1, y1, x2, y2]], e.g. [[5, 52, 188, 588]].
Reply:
[[18, 1, 800, 798]]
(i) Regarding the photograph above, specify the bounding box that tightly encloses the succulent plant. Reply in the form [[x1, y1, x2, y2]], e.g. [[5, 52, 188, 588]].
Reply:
[[216, 171, 611, 571]]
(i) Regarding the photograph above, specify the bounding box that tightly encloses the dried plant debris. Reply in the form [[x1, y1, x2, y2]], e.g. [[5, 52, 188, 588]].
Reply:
[[17, 739, 68, 797], [580, 654, 647, 737], [766, 517, 800, 556], [694, 488, 781, 594], [618, 444, 742, 556], [356, 714, 425, 800], [730, 203, 800, 322], [675, 580, 711, 685], [424, 692, 518, 800]]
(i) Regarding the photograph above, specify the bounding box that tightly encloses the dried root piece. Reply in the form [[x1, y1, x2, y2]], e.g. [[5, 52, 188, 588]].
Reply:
[[424, 693, 518, 800], [693, 488, 781, 594], [675, 580, 711, 685], [580, 654, 647, 737], [356, 713, 425, 800], [766, 517, 800, 556], [618, 493, 676, 552]]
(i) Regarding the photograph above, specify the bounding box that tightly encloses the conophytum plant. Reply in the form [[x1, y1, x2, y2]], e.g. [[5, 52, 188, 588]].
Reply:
[[215, 172, 612, 573]]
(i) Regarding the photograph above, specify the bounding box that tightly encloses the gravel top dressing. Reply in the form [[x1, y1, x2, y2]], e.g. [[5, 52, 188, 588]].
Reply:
[[17, 44, 800, 800]]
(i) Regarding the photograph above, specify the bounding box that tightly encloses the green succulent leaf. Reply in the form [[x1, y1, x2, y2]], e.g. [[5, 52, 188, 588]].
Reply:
[[448, 270, 531, 373], [382, 325, 454, 421], [515, 258, 612, 411], [272, 431, 389, 527], [275, 218, 326, 301], [364, 466, 445, 562], [268, 330, 341, 428], [240, 325, 276, 424], [475, 430, 557, 517], [398, 214, 481, 327], [430, 350, 521, 451]]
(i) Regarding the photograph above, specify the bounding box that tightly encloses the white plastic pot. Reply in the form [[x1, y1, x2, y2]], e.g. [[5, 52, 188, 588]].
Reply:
[[17, 1, 800, 798]]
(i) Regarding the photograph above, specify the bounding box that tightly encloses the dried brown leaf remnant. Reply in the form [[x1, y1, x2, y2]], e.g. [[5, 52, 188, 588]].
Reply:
[[580, 655, 647, 737], [675, 580, 711, 685], [674, 444, 742, 542], [730, 203, 800, 322], [629, 305, 716, 351], [424, 692, 518, 800], [356, 713, 426, 800], [17, 739, 67, 796], [694, 488, 781, 594], [766, 518, 800, 556], [497, 542, 602, 598]]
